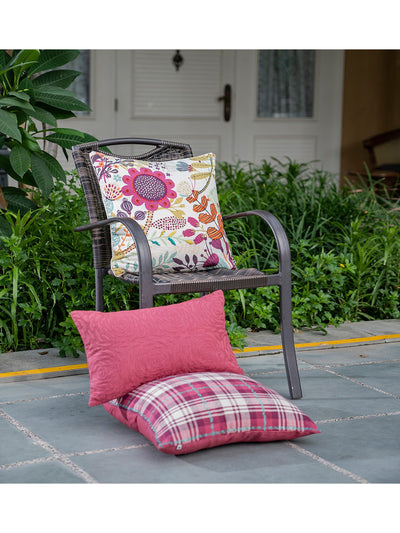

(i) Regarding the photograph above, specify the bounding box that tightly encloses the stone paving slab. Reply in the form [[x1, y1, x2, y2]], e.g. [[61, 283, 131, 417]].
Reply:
[[1, 335, 399, 484], [294, 415, 400, 484], [1, 319, 399, 484]]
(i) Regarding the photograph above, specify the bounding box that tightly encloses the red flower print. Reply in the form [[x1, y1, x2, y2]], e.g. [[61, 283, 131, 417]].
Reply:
[[121, 167, 177, 211]]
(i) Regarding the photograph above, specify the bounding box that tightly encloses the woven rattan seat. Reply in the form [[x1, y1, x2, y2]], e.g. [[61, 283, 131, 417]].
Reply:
[[119, 267, 273, 294], [72, 138, 302, 399]]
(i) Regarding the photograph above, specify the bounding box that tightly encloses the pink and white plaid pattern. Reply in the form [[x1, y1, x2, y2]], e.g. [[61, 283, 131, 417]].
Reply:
[[104, 372, 319, 455]]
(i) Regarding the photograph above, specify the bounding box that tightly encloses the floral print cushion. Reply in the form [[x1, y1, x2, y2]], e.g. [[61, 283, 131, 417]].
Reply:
[[88, 151, 236, 275]]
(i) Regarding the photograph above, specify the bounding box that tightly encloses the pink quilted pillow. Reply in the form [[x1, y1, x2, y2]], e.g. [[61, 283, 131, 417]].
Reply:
[[71, 291, 244, 406], [104, 372, 319, 455]]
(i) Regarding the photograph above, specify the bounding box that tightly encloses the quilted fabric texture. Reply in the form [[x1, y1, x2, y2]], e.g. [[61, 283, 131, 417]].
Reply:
[[104, 372, 319, 455], [71, 291, 244, 407], [88, 150, 236, 275]]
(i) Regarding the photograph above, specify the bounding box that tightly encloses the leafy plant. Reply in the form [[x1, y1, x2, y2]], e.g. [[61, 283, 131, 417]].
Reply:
[[218, 158, 400, 334], [1, 159, 399, 356], [0, 49, 96, 214], [0, 173, 143, 355]]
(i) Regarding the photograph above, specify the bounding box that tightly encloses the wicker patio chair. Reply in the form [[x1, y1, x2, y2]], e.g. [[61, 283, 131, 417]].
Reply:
[[72, 137, 302, 399]]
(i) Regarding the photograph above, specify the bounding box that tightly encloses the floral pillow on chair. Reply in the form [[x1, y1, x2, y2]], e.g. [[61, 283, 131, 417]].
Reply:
[[89, 151, 236, 276]]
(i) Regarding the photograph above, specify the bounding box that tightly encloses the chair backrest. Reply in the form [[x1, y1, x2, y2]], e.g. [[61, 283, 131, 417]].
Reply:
[[363, 128, 400, 169], [72, 138, 193, 270]]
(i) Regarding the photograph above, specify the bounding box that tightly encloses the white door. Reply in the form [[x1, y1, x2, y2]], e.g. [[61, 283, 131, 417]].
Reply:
[[114, 49, 235, 160], [62, 50, 344, 175], [233, 50, 344, 175]]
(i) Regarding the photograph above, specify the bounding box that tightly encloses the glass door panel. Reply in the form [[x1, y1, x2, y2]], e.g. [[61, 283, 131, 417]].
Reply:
[[257, 50, 316, 118]]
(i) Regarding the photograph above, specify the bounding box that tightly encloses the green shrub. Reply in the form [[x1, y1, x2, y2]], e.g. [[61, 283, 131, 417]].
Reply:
[[1, 159, 399, 356], [218, 159, 400, 333], [0, 174, 139, 355]]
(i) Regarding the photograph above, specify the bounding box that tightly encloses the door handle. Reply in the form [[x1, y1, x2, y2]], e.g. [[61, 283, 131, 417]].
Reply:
[[218, 84, 231, 122]]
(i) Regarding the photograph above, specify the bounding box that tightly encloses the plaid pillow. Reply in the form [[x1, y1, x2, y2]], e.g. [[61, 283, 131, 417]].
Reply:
[[103, 372, 319, 455]]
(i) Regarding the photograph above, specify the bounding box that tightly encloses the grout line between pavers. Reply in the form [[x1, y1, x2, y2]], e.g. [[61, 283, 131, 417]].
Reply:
[[0, 456, 57, 471], [68, 443, 151, 457], [0, 443, 151, 472], [284, 441, 369, 483], [0, 407, 98, 483], [0, 391, 88, 406], [303, 364, 400, 400], [315, 411, 400, 424]]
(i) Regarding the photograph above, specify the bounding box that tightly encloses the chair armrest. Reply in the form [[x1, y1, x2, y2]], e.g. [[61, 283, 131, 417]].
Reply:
[[74, 217, 153, 288], [222, 210, 291, 275]]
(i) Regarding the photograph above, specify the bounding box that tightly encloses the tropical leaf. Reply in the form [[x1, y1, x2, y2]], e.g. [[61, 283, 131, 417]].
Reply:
[[35, 104, 75, 121], [0, 153, 35, 186], [2, 186, 37, 213], [35, 151, 66, 181], [20, 129, 41, 152], [9, 49, 40, 69], [30, 152, 53, 196], [29, 105, 57, 126], [31, 69, 81, 89], [0, 153, 16, 178], [45, 128, 96, 149], [14, 169, 36, 187], [34, 86, 90, 112], [0, 96, 35, 113], [18, 77, 33, 92], [0, 109, 22, 141], [8, 91, 31, 101], [0, 50, 9, 69], [0, 50, 39, 79], [28, 50, 80, 75], [10, 144, 30, 177]]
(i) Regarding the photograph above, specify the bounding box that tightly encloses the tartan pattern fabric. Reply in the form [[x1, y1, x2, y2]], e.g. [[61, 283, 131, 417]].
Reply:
[[103, 372, 319, 455]]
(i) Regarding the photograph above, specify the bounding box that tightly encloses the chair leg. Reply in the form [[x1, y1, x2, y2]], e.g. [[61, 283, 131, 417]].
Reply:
[[95, 269, 104, 312], [279, 283, 303, 399], [139, 284, 154, 309]]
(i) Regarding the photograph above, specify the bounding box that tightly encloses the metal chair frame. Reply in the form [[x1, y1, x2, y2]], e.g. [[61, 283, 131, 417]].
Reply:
[[72, 137, 302, 399]]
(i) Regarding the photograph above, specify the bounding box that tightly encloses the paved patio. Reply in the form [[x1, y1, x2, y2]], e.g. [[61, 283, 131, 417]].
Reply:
[[0, 320, 399, 484]]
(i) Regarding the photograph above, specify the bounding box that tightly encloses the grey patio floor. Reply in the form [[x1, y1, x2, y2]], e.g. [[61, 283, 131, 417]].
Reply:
[[0, 319, 399, 484]]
